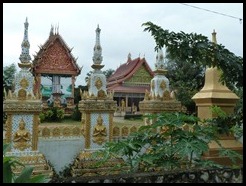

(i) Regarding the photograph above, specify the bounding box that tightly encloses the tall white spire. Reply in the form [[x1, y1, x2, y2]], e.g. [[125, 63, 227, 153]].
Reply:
[[19, 17, 31, 64], [92, 24, 103, 65]]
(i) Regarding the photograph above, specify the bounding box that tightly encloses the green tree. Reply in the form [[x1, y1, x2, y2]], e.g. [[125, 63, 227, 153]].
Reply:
[[3, 63, 17, 93], [166, 56, 205, 114], [142, 22, 243, 89], [84, 69, 115, 83], [142, 21, 243, 118], [103, 68, 115, 79]]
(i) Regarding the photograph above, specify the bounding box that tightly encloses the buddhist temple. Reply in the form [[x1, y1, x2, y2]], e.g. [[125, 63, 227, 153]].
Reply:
[[31, 26, 82, 115], [107, 54, 154, 113]]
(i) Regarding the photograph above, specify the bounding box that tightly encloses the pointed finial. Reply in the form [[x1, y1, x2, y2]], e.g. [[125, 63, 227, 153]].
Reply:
[[212, 29, 217, 44], [128, 53, 131, 60], [50, 24, 54, 36], [92, 24, 103, 66], [19, 17, 31, 64], [57, 23, 59, 34]]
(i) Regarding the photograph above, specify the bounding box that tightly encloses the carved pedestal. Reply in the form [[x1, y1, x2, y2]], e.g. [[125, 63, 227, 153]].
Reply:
[[139, 100, 184, 125]]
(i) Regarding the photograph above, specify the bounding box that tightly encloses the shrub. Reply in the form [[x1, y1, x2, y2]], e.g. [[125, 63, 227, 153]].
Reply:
[[94, 112, 242, 173], [3, 143, 50, 183], [71, 105, 81, 121]]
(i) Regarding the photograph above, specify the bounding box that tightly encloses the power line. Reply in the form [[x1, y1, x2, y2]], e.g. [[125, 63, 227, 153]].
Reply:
[[180, 3, 243, 24]]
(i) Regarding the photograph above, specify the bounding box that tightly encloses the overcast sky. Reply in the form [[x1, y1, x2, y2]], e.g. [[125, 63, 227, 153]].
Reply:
[[3, 3, 243, 86]]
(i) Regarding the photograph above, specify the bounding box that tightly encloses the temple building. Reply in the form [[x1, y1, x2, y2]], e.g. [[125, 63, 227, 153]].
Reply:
[[107, 54, 154, 112], [31, 26, 82, 115]]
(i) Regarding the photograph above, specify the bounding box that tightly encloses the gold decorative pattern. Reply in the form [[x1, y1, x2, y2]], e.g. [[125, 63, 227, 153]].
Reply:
[[130, 126, 137, 134], [53, 127, 60, 137], [124, 66, 152, 84], [20, 78, 29, 89], [13, 118, 31, 151], [92, 114, 107, 145], [139, 100, 183, 113], [113, 127, 120, 136], [122, 126, 128, 136], [160, 80, 166, 90], [9, 153, 53, 178], [85, 113, 91, 149], [163, 90, 171, 100], [79, 100, 117, 111], [63, 127, 71, 136], [95, 77, 103, 90], [97, 89, 106, 99], [42, 127, 50, 137], [5, 115, 12, 143], [32, 115, 39, 150], [72, 126, 81, 136], [4, 101, 42, 112], [18, 89, 27, 100]]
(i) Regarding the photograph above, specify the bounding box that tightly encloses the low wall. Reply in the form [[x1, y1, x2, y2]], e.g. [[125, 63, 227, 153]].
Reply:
[[50, 167, 243, 183]]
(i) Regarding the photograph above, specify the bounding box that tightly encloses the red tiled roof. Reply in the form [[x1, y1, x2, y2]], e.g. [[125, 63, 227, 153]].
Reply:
[[107, 57, 154, 87]]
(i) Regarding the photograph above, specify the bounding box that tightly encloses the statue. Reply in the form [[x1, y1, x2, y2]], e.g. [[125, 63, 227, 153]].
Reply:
[[92, 114, 107, 145], [121, 99, 126, 112], [13, 118, 31, 150], [132, 102, 137, 114]]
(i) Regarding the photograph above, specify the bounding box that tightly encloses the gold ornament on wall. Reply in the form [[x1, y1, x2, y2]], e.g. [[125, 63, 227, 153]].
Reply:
[[20, 78, 29, 89], [92, 114, 107, 145], [13, 118, 31, 151], [95, 77, 103, 90], [160, 80, 166, 90]]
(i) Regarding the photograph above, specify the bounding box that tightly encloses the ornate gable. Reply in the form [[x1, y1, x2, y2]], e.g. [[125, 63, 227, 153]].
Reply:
[[32, 34, 81, 76], [124, 65, 152, 86]]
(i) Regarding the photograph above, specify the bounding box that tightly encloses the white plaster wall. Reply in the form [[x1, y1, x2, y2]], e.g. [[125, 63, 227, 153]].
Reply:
[[38, 137, 84, 175]]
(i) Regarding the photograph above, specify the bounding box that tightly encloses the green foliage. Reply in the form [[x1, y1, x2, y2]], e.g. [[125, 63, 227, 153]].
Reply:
[[142, 21, 243, 89], [94, 112, 223, 173], [40, 107, 65, 122], [85, 69, 115, 84], [103, 68, 115, 79], [39, 112, 46, 123], [165, 56, 205, 114], [208, 106, 241, 136], [3, 63, 17, 92], [94, 112, 242, 174], [71, 104, 81, 121], [3, 143, 50, 183]]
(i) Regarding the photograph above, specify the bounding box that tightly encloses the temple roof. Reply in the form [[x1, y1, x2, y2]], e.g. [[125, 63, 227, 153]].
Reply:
[[107, 57, 154, 84], [107, 56, 154, 93], [31, 30, 81, 77]]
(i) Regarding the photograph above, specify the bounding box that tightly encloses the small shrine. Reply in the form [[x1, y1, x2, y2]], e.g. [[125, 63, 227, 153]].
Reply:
[[139, 47, 184, 125], [107, 54, 154, 114], [192, 30, 242, 166], [31, 25, 82, 115], [3, 18, 53, 177], [71, 25, 117, 176]]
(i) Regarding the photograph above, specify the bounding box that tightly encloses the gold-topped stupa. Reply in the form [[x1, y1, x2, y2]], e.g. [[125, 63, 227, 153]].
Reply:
[[192, 30, 242, 166]]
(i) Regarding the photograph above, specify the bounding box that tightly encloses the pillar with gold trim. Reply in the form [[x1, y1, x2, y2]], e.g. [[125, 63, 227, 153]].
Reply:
[[3, 17, 53, 177], [71, 25, 117, 176], [139, 47, 184, 126]]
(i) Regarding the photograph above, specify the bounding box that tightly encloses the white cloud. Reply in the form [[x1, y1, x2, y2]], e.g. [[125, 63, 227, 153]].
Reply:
[[3, 3, 243, 86]]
